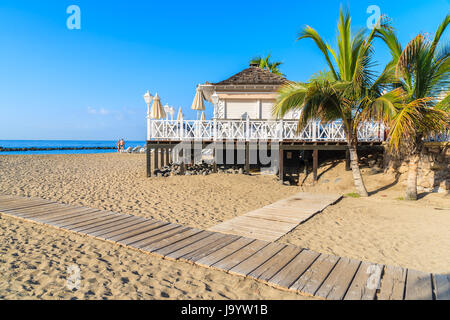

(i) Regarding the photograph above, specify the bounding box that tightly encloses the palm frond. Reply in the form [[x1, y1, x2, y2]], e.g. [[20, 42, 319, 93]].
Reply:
[[298, 26, 339, 80]]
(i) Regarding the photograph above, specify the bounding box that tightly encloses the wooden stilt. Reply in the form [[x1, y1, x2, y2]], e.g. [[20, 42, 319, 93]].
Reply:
[[245, 142, 250, 174], [180, 145, 186, 175], [160, 148, 165, 167], [279, 145, 284, 181], [146, 142, 151, 177], [213, 143, 217, 173], [153, 146, 159, 175], [313, 149, 318, 182], [345, 149, 351, 171], [166, 147, 170, 165]]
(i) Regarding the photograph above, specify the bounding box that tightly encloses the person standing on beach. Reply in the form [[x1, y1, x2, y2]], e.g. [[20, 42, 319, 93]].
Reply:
[[120, 139, 125, 152], [116, 139, 121, 153]]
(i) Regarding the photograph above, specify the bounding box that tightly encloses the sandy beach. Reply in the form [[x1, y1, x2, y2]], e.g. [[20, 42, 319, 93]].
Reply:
[[0, 153, 449, 299]]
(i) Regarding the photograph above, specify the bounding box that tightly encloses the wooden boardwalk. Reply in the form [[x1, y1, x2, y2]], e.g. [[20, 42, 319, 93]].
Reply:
[[0, 194, 448, 300], [208, 192, 342, 241]]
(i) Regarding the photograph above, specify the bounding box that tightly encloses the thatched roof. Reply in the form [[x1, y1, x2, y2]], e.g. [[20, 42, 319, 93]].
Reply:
[[213, 65, 287, 86]]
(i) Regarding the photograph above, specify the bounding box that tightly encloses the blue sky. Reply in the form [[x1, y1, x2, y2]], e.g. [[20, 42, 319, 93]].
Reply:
[[0, 0, 449, 140]]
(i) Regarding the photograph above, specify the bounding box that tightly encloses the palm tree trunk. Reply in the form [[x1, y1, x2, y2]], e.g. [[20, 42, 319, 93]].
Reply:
[[348, 145, 369, 197], [405, 153, 419, 200]]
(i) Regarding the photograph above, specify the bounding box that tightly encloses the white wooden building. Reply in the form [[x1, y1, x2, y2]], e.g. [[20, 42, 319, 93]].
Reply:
[[200, 63, 299, 120]]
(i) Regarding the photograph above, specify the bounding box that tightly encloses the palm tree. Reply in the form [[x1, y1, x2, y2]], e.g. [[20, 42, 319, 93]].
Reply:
[[273, 8, 399, 196], [250, 53, 284, 76], [376, 14, 449, 200]]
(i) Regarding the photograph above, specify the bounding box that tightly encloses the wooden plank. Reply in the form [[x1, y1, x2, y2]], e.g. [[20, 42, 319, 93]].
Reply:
[[268, 249, 320, 289], [405, 269, 433, 300], [72, 215, 130, 233], [344, 262, 383, 300], [37, 208, 101, 224], [0, 198, 48, 207], [195, 238, 255, 268], [211, 224, 289, 238], [111, 221, 175, 244], [228, 242, 286, 277], [95, 219, 159, 240], [218, 216, 294, 232], [10, 204, 73, 218], [245, 210, 310, 224], [21, 206, 93, 220], [248, 245, 302, 282], [74, 215, 137, 234], [0, 200, 57, 212], [315, 257, 361, 300], [24, 208, 95, 225], [290, 253, 340, 296], [130, 225, 193, 250], [0, 197, 50, 206], [61, 212, 120, 230], [433, 274, 450, 300], [166, 233, 227, 261], [89, 217, 148, 237], [117, 223, 179, 246], [209, 227, 283, 241], [154, 231, 215, 257], [179, 234, 239, 262], [53, 211, 109, 228], [212, 240, 269, 271], [181, 235, 240, 263], [378, 265, 407, 300], [6, 205, 75, 219], [252, 207, 326, 217], [210, 223, 284, 239], [215, 228, 280, 242], [1, 202, 57, 213], [103, 220, 169, 243], [142, 228, 203, 252]]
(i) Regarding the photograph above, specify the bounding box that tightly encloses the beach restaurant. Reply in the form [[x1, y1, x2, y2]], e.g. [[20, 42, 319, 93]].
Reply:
[[145, 63, 385, 180]]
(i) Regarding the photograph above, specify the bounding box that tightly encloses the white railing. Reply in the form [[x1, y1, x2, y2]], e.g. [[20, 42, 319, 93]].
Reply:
[[148, 119, 386, 142]]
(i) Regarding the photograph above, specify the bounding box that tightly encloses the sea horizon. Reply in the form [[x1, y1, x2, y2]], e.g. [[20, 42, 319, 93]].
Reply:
[[0, 139, 146, 155]]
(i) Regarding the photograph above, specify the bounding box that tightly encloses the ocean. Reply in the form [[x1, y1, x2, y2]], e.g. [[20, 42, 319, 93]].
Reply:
[[0, 140, 146, 155]]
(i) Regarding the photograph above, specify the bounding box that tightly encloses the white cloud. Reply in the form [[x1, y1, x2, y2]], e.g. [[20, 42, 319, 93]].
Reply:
[[87, 107, 110, 115]]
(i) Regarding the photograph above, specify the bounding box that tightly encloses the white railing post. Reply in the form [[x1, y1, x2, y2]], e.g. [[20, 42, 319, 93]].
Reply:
[[312, 121, 317, 141], [246, 116, 250, 141], [380, 122, 385, 141], [281, 119, 284, 140], [213, 118, 217, 141], [163, 120, 166, 139], [147, 116, 152, 140], [180, 117, 184, 140]]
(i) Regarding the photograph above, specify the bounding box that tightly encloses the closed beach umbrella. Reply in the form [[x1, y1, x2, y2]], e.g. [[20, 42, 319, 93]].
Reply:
[[150, 93, 166, 119], [177, 107, 184, 120], [191, 85, 205, 119], [200, 111, 206, 121]]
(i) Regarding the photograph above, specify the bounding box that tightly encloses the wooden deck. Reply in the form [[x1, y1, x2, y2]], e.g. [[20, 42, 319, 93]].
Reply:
[[0, 194, 448, 300], [208, 192, 342, 241]]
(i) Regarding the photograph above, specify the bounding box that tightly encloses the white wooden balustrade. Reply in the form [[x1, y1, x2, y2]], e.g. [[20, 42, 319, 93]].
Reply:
[[147, 119, 385, 142]]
